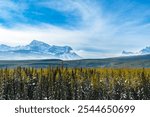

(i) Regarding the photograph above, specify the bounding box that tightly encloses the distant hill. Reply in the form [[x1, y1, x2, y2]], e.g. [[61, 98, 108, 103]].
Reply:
[[0, 54, 150, 68]]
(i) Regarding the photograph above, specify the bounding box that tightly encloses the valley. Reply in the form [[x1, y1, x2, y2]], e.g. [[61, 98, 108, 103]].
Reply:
[[0, 54, 149, 68]]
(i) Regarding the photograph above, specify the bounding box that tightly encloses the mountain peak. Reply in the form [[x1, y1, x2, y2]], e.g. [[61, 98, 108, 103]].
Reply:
[[30, 40, 49, 46], [122, 50, 134, 55], [140, 46, 150, 54]]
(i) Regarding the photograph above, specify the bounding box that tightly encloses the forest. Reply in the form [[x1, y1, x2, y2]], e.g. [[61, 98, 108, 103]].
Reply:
[[0, 67, 150, 100]]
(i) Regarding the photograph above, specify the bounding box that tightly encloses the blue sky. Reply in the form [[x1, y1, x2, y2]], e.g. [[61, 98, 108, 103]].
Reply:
[[0, 0, 150, 58]]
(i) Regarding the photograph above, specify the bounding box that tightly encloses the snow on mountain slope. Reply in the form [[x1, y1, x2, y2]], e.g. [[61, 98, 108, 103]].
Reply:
[[0, 40, 81, 60], [140, 47, 150, 54], [122, 46, 150, 56]]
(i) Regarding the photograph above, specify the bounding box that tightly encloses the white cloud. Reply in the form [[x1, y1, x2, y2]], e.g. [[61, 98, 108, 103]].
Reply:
[[0, 24, 86, 47], [0, 0, 149, 58], [76, 50, 120, 58], [0, 0, 27, 21]]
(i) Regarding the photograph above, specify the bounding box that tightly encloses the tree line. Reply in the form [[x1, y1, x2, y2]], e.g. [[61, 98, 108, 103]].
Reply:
[[0, 67, 150, 100]]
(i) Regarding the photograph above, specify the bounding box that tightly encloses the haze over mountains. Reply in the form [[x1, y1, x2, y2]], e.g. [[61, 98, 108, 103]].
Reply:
[[0, 40, 81, 60]]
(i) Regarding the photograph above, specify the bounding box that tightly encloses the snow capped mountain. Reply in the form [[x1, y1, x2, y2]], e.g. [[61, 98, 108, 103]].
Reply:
[[122, 46, 150, 56], [0, 40, 81, 60], [140, 46, 150, 54]]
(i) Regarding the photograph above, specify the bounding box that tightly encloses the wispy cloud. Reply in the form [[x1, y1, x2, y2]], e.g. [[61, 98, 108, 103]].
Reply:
[[0, 0, 149, 58], [0, 0, 27, 23]]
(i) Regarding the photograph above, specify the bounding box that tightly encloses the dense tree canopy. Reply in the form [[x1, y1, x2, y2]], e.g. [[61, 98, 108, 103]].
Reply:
[[0, 67, 150, 100]]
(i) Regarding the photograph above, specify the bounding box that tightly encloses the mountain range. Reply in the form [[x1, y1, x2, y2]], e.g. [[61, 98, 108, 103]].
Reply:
[[122, 46, 150, 56], [0, 40, 81, 60], [0, 40, 149, 60]]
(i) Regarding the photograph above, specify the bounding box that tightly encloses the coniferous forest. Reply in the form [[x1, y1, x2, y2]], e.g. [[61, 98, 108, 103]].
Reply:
[[0, 67, 150, 100]]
